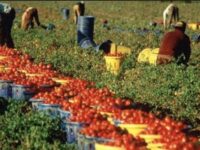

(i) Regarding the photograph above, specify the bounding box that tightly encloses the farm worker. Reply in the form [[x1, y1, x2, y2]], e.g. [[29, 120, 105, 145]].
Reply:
[[0, 3, 16, 48], [163, 3, 179, 29], [21, 7, 41, 30], [157, 21, 191, 65], [73, 1, 85, 24]]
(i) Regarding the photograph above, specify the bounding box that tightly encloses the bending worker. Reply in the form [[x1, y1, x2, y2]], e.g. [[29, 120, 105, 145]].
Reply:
[[21, 7, 41, 30], [157, 21, 191, 65], [73, 1, 85, 24], [0, 3, 16, 48], [163, 3, 179, 30]]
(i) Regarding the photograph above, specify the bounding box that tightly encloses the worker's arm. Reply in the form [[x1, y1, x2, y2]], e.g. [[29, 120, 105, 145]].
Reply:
[[183, 36, 191, 64], [33, 9, 40, 26]]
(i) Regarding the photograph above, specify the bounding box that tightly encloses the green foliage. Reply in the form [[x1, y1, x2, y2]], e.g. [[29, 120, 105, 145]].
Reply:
[[0, 100, 77, 150]]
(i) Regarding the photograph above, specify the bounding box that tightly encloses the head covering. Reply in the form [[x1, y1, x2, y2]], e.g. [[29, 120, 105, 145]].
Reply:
[[0, 3, 12, 14], [173, 21, 186, 32]]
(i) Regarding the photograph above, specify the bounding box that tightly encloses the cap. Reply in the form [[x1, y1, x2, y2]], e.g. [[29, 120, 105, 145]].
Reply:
[[173, 21, 186, 28]]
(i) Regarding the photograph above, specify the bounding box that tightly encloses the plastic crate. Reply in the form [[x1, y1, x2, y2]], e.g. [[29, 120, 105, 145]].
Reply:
[[0, 80, 12, 99], [77, 134, 112, 150], [39, 84, 55, 92], [37, 103, 60, 118], [61, 121, 86, 143], [29, 98, 44, 110], [59, 109, 71, 120], [11, 84, 35, 100]]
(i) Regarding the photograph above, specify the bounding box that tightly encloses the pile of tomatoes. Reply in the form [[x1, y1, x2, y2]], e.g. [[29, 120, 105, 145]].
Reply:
[[0, 46, 199, 150]]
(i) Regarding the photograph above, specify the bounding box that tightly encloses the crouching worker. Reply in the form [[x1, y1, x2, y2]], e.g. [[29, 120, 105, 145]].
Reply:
[[157, 21, 191, 65], [73, 1, 85, 24], [21, 7, 41, 30], [0, 3, 16, 48]]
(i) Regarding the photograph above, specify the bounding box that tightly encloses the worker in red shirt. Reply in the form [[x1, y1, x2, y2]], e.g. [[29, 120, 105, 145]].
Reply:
[[157, 21, 191, 65]]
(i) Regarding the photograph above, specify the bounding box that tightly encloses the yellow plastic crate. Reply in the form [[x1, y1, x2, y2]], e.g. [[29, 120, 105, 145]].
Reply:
[[0, 56, 7, 60], [0, 65, 5, 72], [139, 134, 161, 143], [19, 69, 27, 73], [110, 43, 131, 55], [104, 55, 123, 75], [95, 143, 125, 150], [119, 124, 148, 136], [188, 23, 199, 30], [52, 78, 69, 84], [100, 111, 113, 117], [26, 73, 43, 77], [137, 48, 152, 63], [147, 143, 165, 150]]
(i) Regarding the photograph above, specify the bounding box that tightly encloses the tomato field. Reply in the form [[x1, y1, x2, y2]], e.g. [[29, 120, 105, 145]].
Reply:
[[0, 1, 200, 150]]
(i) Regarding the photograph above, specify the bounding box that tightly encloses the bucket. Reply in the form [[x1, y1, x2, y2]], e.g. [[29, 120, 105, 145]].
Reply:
[[95, 40, 112, 53], [79, 37, 97, 49], [77, 16, 95, 44], [46, 23, 55, 31], [0, 80, 12, 99], [104, 55, 123, 75], [61, 8, 70, 20]]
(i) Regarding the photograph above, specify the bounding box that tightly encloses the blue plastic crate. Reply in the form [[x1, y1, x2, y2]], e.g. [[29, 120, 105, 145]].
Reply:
[[0, 80, 12, 99], [11, 84, 35, 100], [59, 109, 71, 120], [61, 121, 86, 143], [77, 134, 112, 150], [29, 98, 44, 110], [37, 103, 60, 118]]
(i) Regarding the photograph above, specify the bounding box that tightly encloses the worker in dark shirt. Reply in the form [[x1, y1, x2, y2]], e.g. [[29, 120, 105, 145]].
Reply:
[[0, 3, 15, 48], [157, 21, 191, 65]]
